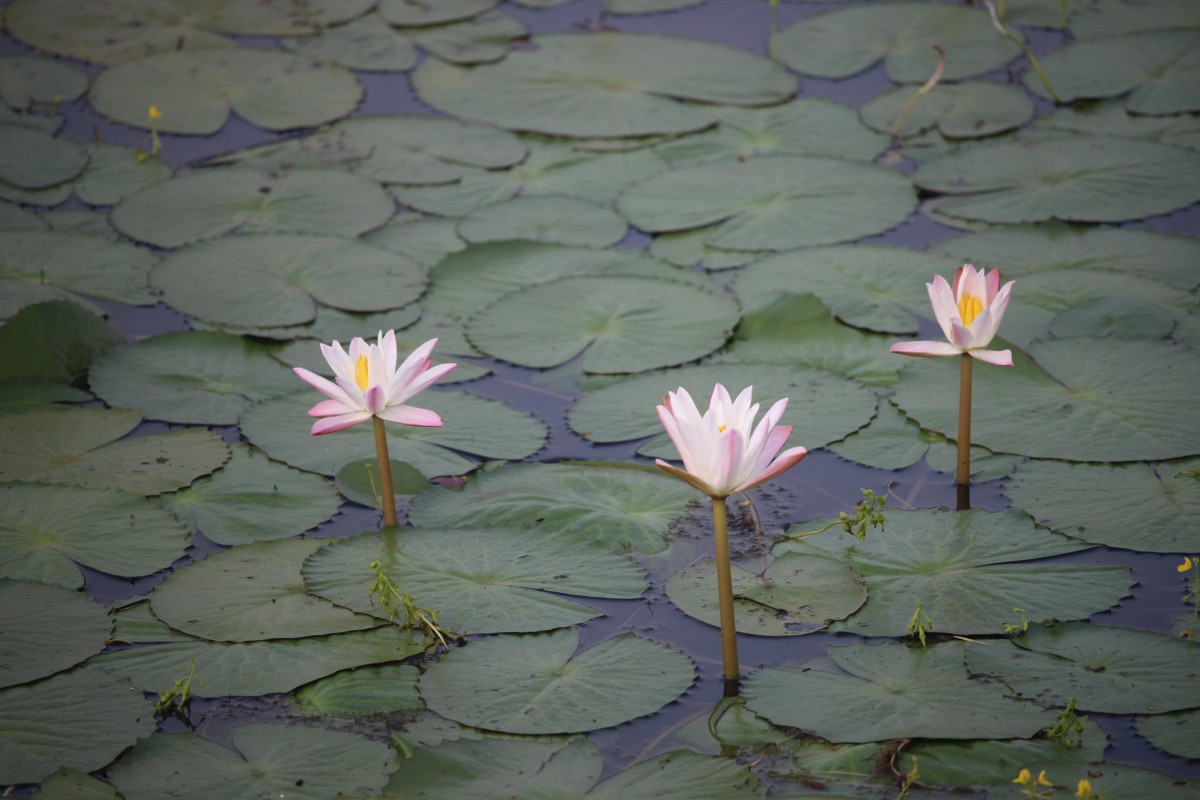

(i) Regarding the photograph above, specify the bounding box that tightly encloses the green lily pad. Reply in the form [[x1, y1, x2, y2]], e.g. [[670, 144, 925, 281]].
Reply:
[[390, 736, 764, 799], [617, 156, 915, 251], [365, 214, 465, 266], [732, 244, 956, 335], [183, 0, 376, 36], [775, 3, 1022, 82], [88, 331, 299, 425], [90, 49, 361, 134], [0, 301, 124, 385], [412, 32, 796, 138], [0, 55, 89, 108], [303, 525, 648, 634], [0, 579, 112, 688], [1025, 31, 1200, 114], [604, 0, 706, 11], [666, 551, 867, 637], [407, 462, 696, 554], [0, 230, 155, 318], [293, 664, 422, 715], [776, 509, 1132, 637], [747, 640, 1051, 742], [152, 538, 384, 642], [467, 275, 739, 373], [107, 723, 396, 800], [241, 389, 547, 478], [965, 622, 1200, 714], [419, 627, 694, 734], [377, 0, 498, 27], [649, 229, 759, 270], [830, 400, 1020, 482], [335, 457, 430, 509], [1035, 99, 1200, 152], [0, 123, 88, 190], [656, 98, 887, 166], [94, 625, 429, 697], [913, 138, 1200, 224], [74, 143, 172, 206], [1137, 709, 1200, 760], [859, 82, 1034, 139], [205, 303, 423, 350], [1006, 458, 1200, 553], [152, 234, 424, 329], [110, 600, 198, 644], [1071, 0, 1199, 39], [0, 665, 155, 786], [392, 138, 667, 217], [929, 222, 1200, 291], [1048, 296, 1177, 340], [569, 363, 877, 454], [412, 11, 527, 65], [283, 13, 418, 71], [0, 483, 191, 587], [112, 169, 395, 248], [456, 196, 627, 248], [164, 444, 340, 545], [720, 293, 901, 387], [892, 339, 1200, 462], [0, 379, 90, 412], [0, 407, 230, 494], [0, 201, 45, 231], [31, 767, 121, 800]]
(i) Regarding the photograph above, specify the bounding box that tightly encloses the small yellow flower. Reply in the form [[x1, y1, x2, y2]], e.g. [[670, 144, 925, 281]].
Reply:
[[1013, 768, 1032, 785], [148, 104, 161, 120], [1075, 778, 1094, 798], [1179, 556, 1195, 573], [1036, 770, 1053, 787]]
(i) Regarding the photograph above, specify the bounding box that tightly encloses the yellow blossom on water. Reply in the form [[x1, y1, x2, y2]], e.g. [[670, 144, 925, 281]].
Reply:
[[148, 105, 161, 120], [1013, 768, 1032, 785], [1037, 770, 1053, 787], [1180, 556, 1195, 572], [1075, 778, 1094, 798]]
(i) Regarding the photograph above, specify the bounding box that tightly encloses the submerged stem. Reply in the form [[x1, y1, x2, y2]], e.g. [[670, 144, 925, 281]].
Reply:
[[957, 353, 973, 491], [711, 496, 740, 694], [372, 416, 398, 527], [985, 0, 1061, 102]]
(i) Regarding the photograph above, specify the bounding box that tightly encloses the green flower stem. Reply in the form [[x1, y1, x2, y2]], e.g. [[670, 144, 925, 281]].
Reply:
[[890, 43, 945, 138], [711, 496, 740, 695], [372, 416, 398, 527], [957, 353, 972, 489]]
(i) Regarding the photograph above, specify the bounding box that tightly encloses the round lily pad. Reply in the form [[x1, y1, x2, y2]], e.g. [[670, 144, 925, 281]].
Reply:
[[407, 462, 696, 554], [965, 622, 1200, 714], [655, 98, 887, 167], [1070, 0, 1198, 39], [152, 538, 383, 642], [412, 32, 796, 138], [617, 156, 915, 251], [892, 338, 1200, 462], [334, 457, 430, 509], [94, 625, 430, 698], [365, 214, 465, 266], [466, 275, 739, 373], [0, 407, 231, 495], [859, 82, 1034, 139], [419, 627, 695, 734], [775, 508, 1133, 637], [0, 301, 123, 385], [30, 767, 121, 800], [1025, 30, 1200, 114], [74, 143, 172, 206], [569, 363, 877, 454], [457, 196, 627, 248], [0, 123, 89, 190], [283, 12, 418, 71], [303, 525, 648, 634], [241, 389, 547, 478], [0, 55, 89, 109], [293, 664, 422, 715], [744, 641, 1052, 742], [1036, 98, 1200, 151], [649, 229, 758, 270], [666, 552, 867, 636], [107, 723, 396, 800], [152, 235, 424, 328], [89, 331, 299, 425], [112, 169, 395, 249], [0, 482, 192, 588], [411, 10, 527, 65], [90, 49, 362, 134], [378, 0, 498, 27], [1137, 710, 1200, 760], [775, 3, 1022, 82], [912, 138, 1200, 224], [1048, 296, 1177, 340], [1006, 458, 1200, 553], [0, 579, 112, 688], [0, 665, 156, 786]]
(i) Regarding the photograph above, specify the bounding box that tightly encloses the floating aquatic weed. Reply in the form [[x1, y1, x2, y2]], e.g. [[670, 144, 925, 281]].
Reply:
[[134, 104, 161, 164], [153, 658, 196, 720], [294, 331, 455, 526], [1004, 607, 1030, 636], [368, 559, 460, 652], [655, 383, 807, 694], [1179, 555, 1199, 640], [1045, 696, 1086, 748], [779, 487, 886, 544], [897, 754, 920, 800], [889, 264, 1014, 502], [906, 601, 933, 647]]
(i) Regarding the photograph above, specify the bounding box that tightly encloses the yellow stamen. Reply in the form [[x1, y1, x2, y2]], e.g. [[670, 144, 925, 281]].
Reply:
[[355, 354, 370, 391], [958, 292, 984, 328], [718, 424, 727, 432]]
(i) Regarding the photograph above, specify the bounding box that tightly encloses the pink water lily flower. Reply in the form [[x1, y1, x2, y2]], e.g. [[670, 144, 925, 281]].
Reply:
[[655, 384, 808, 499], [293, 332, 456, 435], [890, 264, 1015, 366]]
